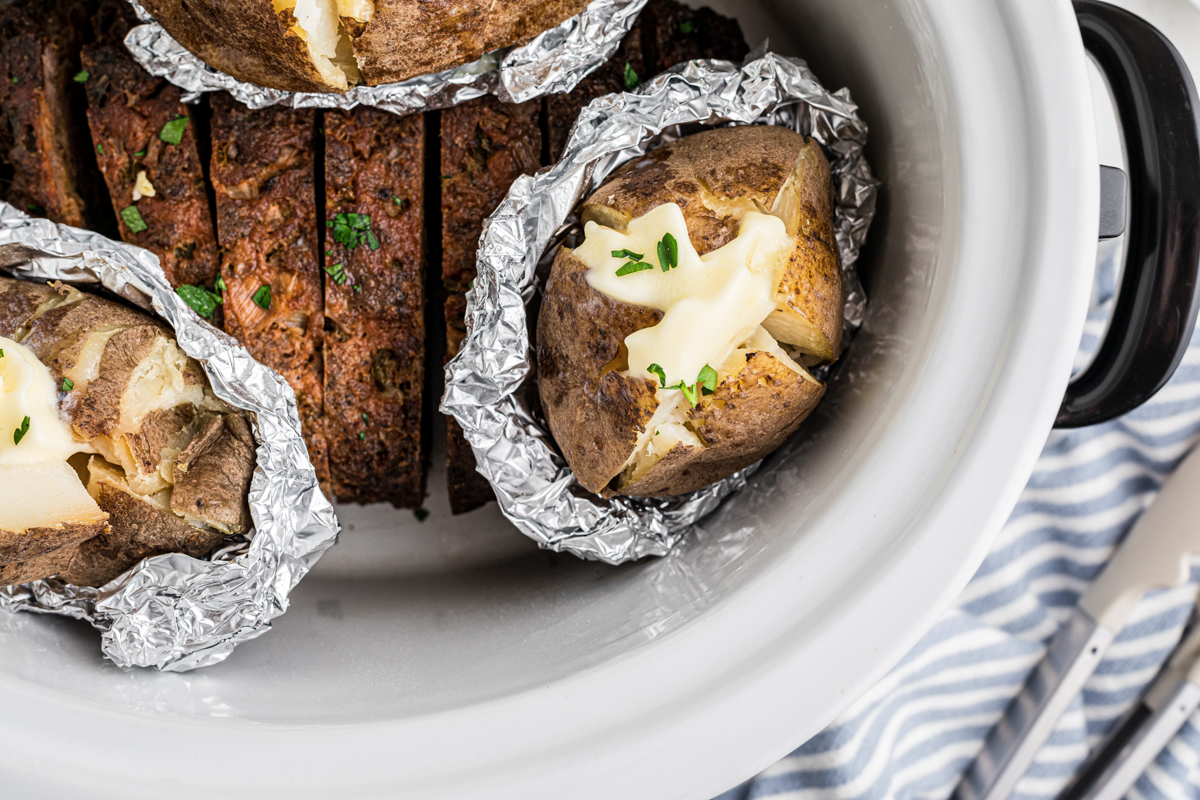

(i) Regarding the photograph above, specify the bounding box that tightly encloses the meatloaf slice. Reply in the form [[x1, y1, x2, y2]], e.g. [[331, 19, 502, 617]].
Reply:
[[641, 0, 749, 75], [0, 0, 109, 231], [82, 0, 220, 295], [441, 96, 541, 513], [323, 108, 426, 508], [209, 96, 329, 488]]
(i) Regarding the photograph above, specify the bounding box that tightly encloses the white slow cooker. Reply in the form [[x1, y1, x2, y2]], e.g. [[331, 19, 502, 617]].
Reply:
[[3, 1, 1199, 797]]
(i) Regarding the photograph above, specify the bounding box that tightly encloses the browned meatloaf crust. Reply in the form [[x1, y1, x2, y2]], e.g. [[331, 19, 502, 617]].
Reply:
[[323, 107, 426, 507], [0, 0, 110, 231], [209, 96, 329, 488], [440, 96, 542, 513], [82, 0, 220, 293]]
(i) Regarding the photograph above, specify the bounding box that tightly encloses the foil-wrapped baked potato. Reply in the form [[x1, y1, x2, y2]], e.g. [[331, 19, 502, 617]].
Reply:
[[537, 126, 843, 497]]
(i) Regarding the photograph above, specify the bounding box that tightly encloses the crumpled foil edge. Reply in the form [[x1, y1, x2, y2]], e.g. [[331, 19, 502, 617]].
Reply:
[[124, 0, 647, 114], [0, 206, 339, 672], [442, 52, 879, 565]]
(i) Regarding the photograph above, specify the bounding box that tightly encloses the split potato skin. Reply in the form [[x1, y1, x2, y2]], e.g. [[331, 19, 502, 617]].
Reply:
[[140, 0, 593, 93], [537, 126, 842, 497]]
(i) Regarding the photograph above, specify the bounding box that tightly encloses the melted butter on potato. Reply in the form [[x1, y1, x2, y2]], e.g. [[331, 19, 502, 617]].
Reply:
[[0, 337, 89, 466], [578, 202, 795, 390], [0, 337, 105, 537]]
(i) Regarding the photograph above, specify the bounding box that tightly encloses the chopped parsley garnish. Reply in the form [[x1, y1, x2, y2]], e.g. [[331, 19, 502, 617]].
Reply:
[[669, 380, 698, 405], [120, 205, 147, 233], [647, 363, 667, 387], [176, 284, 222, 320], [215, 275, 227, 293], [325, 262, 349, 285], [697, 364, 717, 395], [358, 431, 366, 441], [133, 149, 146, 158], [611, 248, 644, 260], [252, 284, 272, 310], [159, 115, 189, 145], [657, 232, 678, 272], [393, 196, 403, 205], [615, 260, 653, 276], [60, 378, 74, 392], [96, 143, 104, 155], [413, 508, 430, 522], [623, 62, 641, 90], [73, 69, 90, 83], [361, 412, 370, 424], [327, 212, 379, 251], [26, 204, 43, 215], [13, 415, 29, 445], [353, 284, 362, 293], [679, 20, 695, 34], [0, 348, 4, 357]]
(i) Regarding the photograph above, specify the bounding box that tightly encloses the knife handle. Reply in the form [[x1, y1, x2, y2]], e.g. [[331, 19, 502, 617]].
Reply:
[[956, 609, 1115, 800]]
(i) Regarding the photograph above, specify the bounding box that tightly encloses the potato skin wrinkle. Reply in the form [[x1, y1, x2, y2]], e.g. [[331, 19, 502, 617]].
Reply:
[[537, 126, 842, 497]]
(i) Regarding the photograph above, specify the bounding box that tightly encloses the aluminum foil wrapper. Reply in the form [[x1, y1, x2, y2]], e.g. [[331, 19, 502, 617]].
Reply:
[[442, 52, 879, 564], [124, 0, 646, 114], [0, 205, 339, 672]]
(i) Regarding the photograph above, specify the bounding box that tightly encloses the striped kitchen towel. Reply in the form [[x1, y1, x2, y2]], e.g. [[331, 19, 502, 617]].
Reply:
[[716, 245, 1200, 799]]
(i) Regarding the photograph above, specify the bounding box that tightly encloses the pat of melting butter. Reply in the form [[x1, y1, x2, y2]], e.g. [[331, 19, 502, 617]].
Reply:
[[0, 336, 87, 466], [578, 202, 793, 391]]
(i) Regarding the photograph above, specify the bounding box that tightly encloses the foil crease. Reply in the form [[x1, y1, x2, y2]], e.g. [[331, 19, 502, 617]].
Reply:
[[0, 205, 339, 671], [442, 53, 879, 564], [123, 0, 646, 114]]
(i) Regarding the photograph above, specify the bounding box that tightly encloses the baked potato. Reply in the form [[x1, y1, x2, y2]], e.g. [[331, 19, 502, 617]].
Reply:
[[138, 0, 593, 93], [536, 126, 843, 497], [0, 277, 256, 587]]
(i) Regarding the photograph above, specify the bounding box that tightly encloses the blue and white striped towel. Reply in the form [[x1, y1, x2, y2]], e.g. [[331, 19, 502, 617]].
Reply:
[[716, 245, 1200, 799]]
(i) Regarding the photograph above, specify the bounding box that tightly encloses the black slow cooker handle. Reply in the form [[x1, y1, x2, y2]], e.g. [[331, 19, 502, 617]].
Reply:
[[1057, 2, 1200, 428]]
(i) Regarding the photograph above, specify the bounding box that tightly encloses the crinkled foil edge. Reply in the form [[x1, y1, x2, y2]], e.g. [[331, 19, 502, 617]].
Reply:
[[0, 206, 339, 671], [442, 53, 879, 565], [124, 0, 646, 113]]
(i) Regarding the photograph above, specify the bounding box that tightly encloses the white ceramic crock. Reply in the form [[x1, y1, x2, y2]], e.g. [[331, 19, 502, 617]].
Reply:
[[0, 0, 1131, 797]]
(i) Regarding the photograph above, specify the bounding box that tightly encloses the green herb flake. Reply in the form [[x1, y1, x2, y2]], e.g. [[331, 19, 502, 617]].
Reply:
[[358, 431, 366, 441], [73, 69, 90, 83], [176, 284, 222, 320], [361, 412, 370, 424], [252, 284, 272, 310], [657, 232, 678, 271], [96, 143, 104, 155], [413, 508, 430, 522], [325, 262, 349, 285], [352, 284, 362, 293], [0, 348, 4, 356], [679, 20, 695, 34], [159, 115, 189, 145], [670, 381, 698, 406], [120, 204, 148, 233], [611, 248, 644, 260], [10, 77, 17, 85], [60, 377, 74, 392], [215, 275, 227, 293], [25, 204, 44, 215], [327, 212, 376, 250], [697, 364, 717, 395], [13, 415, 29, 445], [133, 149, 146, 158], [647, 363, 667, 387], [615, 260, 654, 276], [623, 62, 641, 90]]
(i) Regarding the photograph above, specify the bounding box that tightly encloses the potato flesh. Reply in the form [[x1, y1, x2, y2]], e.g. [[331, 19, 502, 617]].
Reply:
[[274, 0, 365, 89]]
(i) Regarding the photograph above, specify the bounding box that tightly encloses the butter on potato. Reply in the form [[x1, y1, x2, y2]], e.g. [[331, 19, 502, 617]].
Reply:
[[537, 126, 843, 498]]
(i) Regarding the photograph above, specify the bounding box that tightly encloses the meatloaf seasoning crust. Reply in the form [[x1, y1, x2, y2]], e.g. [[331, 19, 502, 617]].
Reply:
[[209, 96, 329, 487], [82, 0, 220, 293], [440, 96, 542, 514], [324, 108, 426, 507], [0, 0, 109, 231]]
